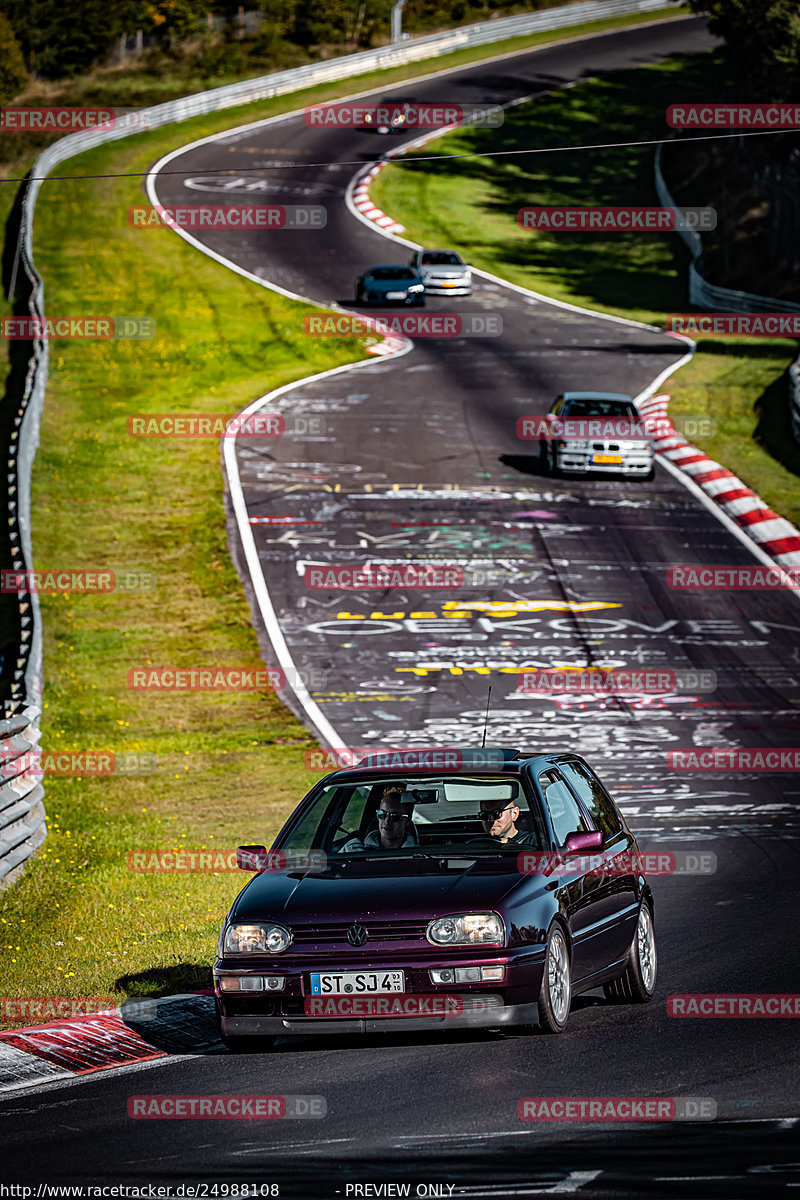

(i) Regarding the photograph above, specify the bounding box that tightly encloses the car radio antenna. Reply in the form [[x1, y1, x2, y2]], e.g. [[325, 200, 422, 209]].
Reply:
[[480, 685, 492, 748]]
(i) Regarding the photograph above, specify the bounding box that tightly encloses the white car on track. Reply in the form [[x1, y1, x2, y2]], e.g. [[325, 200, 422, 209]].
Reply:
[[408, 249, 472, 296]]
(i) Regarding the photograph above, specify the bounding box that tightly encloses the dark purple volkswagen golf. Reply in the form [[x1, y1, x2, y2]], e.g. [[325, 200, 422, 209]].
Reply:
[[214, 748, 656, 1050]]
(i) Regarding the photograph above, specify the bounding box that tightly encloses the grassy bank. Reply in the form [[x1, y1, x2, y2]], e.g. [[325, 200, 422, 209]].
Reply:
[[0, 122, 369, 1012], [372, 53, 800, 526]]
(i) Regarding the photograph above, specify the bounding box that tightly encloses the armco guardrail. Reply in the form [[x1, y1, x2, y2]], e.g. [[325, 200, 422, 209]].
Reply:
[[790, 358, 800, 445], [3, 0, 682, 887], [654, 142, 800, 315], [655, 141, 800, 446]]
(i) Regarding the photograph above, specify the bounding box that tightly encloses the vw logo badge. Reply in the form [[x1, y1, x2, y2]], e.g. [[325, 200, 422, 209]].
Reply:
[[347, 923, 368, 947]]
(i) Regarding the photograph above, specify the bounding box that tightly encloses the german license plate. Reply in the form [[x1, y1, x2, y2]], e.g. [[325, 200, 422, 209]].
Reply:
[[385, 291, 406, 300], [593, 454, 623, 464], [309, 970, 405, 995]]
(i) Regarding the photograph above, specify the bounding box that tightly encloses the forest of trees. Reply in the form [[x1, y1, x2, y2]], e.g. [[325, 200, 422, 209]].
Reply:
[[1, 0, 798, 99], [0, 0, 536, 84]]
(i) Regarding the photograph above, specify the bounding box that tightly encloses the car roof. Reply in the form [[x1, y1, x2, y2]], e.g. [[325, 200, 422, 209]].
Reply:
[[368, 264, 415, 270], [560, 391, 634, 402], [318, 747, 591, 786]]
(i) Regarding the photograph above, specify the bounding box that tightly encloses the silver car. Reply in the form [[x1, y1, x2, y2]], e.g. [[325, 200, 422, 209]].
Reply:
[[539, 392, 655, 480], [408, 249, 472, 296]]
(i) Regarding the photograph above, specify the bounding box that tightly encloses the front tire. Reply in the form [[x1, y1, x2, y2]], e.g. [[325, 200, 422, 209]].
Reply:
[[537, 923, 571, 1033], [603, 901, 657, 1003]]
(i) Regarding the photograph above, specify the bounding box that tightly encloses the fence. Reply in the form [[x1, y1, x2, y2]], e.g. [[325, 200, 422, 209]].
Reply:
[[654, 141, 800, 444], [1, 0, 681, 885]]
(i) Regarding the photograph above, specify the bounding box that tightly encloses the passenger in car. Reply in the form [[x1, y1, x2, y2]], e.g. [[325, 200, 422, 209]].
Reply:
[[478, 797, 533, 844]]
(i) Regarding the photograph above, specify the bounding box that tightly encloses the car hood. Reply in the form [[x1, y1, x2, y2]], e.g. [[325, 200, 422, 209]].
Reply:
[[231, 857, 523, 925], [421, 265, 468, 277], [368, 278, 417, 290]]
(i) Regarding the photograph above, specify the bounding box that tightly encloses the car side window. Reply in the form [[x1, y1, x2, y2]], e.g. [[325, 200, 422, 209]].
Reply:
[[539, 771, 590, 848], [561, 761, 621, 840], [336, 787, 371, 836]]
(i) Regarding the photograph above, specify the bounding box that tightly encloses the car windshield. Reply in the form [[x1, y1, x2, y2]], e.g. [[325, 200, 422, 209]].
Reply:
[[276, 775, 542, 858], [421, 252, 463, 266], [562, 398, 637, 418], [370, 267, 416, 281]]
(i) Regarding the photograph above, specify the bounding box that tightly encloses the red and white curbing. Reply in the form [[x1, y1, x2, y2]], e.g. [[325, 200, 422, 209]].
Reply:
[[356, 310, 409, 357], [640, 394, 800, 568], [350, 162, 406, 235], [0, 994, 218, 1092]]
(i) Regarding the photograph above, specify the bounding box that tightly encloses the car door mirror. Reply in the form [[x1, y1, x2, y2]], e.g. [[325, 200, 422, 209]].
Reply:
[[237, 844, 268, 871], [563, 830, 602, 854]]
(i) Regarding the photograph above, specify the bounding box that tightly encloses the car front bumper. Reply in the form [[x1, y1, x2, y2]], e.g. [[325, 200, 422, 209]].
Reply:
[[420, 281, 472, 295], [555, 449, 654, 475], [215, 946, 546, 1037], [220, 997, 542, 1037]]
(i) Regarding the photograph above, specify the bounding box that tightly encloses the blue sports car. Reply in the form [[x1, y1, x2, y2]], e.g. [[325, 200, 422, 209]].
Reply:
[[354, 265, 425, 306]]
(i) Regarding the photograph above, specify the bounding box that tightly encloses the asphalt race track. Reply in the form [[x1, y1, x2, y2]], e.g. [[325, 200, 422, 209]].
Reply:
[[3, 15, 800, 1197]]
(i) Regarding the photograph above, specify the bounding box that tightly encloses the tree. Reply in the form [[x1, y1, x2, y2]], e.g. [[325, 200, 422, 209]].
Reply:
[[685, 0, 800, 99], [0, 0, 147, 77], [0, 11, 27, 101]]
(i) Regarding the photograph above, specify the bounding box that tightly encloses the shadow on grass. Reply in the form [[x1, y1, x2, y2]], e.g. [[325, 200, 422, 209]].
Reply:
[[754, 370, 800, 480], [115, 962, 213, 998], [392, 49, 730, 315]]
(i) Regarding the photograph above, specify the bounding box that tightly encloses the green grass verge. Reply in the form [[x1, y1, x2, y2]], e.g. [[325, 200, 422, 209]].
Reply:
[[0, 5, 689, 1018], [371, 52, 800, 526], [0, 121, 373, 1014]]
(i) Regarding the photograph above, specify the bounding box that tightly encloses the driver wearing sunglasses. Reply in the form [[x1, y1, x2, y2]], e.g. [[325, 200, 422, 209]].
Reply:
[[477, 797, 529, 844], [339, 784, 417, 852]]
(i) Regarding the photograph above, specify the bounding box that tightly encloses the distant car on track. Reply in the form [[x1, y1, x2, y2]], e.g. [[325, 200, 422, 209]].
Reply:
[[361, 100, 414, 134], [408, 249, 472, 295], [539, 391, 655, 480], [215, 747, 657, 1051], [354, 264, 425, 306]]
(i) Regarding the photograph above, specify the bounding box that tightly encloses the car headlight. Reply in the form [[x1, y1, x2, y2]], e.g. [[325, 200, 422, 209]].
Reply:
[[427, 913, 504, 946], [408, 283, 424, 292], [224, 923, 292, 954], [557, 439, 590, 450]]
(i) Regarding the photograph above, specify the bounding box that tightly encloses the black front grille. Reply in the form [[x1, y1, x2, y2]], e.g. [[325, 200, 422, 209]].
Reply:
[[291, 920, 427, 946]]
